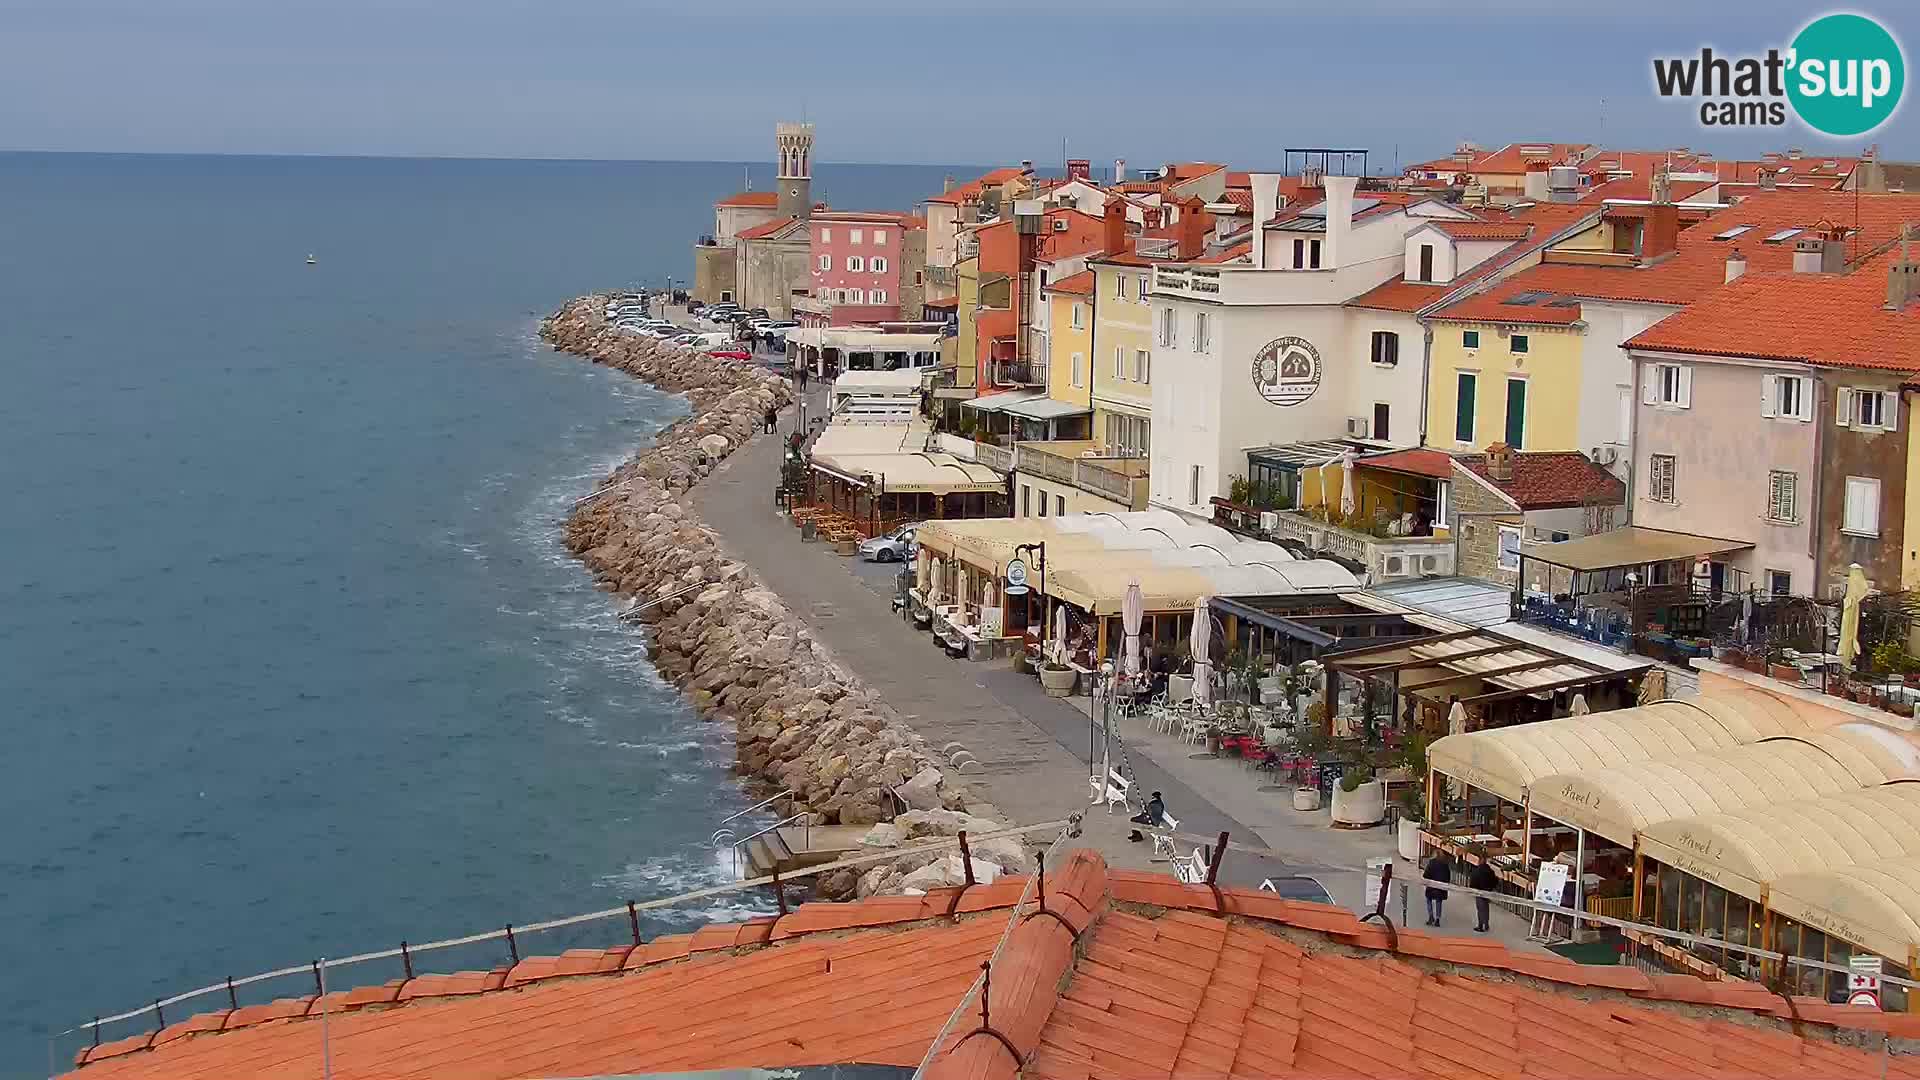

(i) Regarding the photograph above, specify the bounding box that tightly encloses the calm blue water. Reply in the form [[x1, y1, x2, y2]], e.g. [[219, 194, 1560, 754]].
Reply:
[[0, 152, 961, 1074]]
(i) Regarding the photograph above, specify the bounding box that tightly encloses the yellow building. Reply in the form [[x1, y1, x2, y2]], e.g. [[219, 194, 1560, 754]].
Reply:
[[1041, 270, 1095, 435], [1087, 253, 1156, 456], [1423, 290, 1587, 454]]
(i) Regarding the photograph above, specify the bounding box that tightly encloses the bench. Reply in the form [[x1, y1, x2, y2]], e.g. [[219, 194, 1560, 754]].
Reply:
[[1088, 768, 1130, 812]]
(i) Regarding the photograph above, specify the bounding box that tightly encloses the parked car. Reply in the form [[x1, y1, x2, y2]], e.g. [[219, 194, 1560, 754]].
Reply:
[[858, 523, 920, 563], [1259, 876, 1334, 903], [706, 349, 752, 361]]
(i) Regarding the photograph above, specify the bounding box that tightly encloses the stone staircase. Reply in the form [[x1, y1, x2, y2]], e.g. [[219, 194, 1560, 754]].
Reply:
[[740, 824, 871, 878]]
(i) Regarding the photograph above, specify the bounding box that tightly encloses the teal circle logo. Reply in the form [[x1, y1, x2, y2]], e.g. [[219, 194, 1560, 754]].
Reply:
[[1788, 13, 1905, 137]]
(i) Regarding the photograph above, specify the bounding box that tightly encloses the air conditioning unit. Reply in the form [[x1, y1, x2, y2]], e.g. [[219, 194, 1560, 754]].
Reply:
[[1259, 511, 1279, 533], [1052, 218, 1069, 232], [1418, 555, 1442, 574], [1345, 416, 1369, 438], [1382, 554, 1407, 578], [1591, 445, 1619, 466]]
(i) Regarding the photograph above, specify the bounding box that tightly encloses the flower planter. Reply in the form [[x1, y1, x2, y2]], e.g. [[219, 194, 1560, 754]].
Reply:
[[1330, 780, 1386, 829], [1292, 787, 1322, 812], [1742, 656, 1766, 673], [1398, 818, 1423, 861], [1039, 665, 1077, 697], [1769, 663, 1801, 683]]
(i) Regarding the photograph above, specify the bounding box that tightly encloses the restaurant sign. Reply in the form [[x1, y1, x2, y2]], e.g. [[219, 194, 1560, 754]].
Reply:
[[1251, 336, 1322, 407], [1004, 558, 1030, 596]]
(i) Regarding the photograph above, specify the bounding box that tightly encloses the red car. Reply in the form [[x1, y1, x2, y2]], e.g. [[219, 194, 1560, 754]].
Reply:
[[706, 349, 752, 361]]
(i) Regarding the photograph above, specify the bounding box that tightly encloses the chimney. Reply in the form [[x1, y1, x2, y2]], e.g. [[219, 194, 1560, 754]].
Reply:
[[1103, 196, 1128, 256], [1249, 173, 1283, 269], [1453, 142, 1478, 165], [1113, 158, 1126, 183], [1725, 248, 1747, 283], [1859, 160, 1890, 194], [1759, 168, 1778, 191], [1523, 163, 1549, 202], [1795, 232, 1848, 273], [1649, 166, 1672, 205], [1178, 197, 1208, 260], [1142, 206, 1162, 230], [1794, 236, 1825, 272], [1887, 227, 1919, 311], [1322, 174, 1360, 270], [1067, 159, 1090, 182], [1484, 442, 1514, 482], [1020, 159, 1034, 174]]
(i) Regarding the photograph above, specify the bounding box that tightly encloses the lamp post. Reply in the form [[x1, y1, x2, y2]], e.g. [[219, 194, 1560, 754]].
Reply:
[[1013, 541, 1047, 645]]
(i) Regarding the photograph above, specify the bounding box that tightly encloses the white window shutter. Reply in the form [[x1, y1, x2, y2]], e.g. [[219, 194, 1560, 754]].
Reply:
[[1761, 374, 1777, 418], [1883, 392, 1900, 432], [1837, 387, 1854, 426], [1642, 369, 1659, 405], [1677, 366, 1693, 408]]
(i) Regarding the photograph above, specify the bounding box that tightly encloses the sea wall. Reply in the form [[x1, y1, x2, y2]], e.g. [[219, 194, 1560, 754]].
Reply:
[[541, 296, 996, 893]]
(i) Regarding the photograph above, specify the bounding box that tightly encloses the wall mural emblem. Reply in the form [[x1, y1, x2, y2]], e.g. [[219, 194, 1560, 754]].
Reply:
[[1250, 336, 1322, 407]]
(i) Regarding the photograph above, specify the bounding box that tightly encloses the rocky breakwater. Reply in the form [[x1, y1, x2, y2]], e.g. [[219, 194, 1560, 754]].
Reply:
[[541, 296, 1024, 898]]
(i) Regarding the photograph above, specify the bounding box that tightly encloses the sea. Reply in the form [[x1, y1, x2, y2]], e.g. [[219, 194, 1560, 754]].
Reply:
[[0, 152, 964, 1075]]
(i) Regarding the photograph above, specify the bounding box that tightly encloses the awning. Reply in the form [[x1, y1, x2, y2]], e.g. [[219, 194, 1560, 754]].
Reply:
[[833, 369, 926, 397], [1770, 857, 1920, 963], [1518, 526, 1754, 573], [1526, 725, 1920, 847], [1362, 577, 1513, 627], [1425, 689, 1814, 805], [810, 452, 1003, 494], [960, 391, 1044, 414], [1001, 397, 1091, 422], [1640, 780, 1920, 905], [1328, 621, 1649, 708]]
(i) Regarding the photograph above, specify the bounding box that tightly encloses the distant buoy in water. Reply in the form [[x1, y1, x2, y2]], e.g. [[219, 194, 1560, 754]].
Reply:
[[305, 253, 317, 265]]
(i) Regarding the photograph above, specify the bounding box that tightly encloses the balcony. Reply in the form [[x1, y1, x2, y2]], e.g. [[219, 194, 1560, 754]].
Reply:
[[974, 442, 1015, 474], [989, 357, 1046, 388], [1211, 499, 1453, 582], [1014, 442, 1149, 510], [925, 265, 957, 288]]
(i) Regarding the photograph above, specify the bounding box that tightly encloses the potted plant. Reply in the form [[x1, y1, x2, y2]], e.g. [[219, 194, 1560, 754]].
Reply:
[[1039, 660, 1077, 696], [1331, 766, 1385, 829], [1396, 786, 1424, 861], [1769, 659, 1801, 683]]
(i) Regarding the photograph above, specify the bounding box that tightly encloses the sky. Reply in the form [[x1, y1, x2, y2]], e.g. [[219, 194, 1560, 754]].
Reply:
[[1, 0, 1915, 168]]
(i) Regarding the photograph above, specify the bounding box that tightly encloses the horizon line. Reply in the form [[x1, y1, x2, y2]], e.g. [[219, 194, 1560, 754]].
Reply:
[[0, 147, 997, 169]]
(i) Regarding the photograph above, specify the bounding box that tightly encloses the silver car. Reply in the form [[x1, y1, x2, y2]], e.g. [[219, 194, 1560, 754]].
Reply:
[[857, 523, 919, 562]]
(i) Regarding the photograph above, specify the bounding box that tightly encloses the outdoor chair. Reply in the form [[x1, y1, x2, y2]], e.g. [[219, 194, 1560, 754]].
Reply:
[[1089, 768, 1130, 812], [1148, 812, 1183, 861]]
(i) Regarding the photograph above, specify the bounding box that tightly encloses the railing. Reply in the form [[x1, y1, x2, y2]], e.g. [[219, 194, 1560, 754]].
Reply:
[[1015, 445, 1077, 485], [974, 442, 1014, 474], [989, 358, 1045, 387], [1077, 461, 1137, 504], [727, 812, 811, 877], [925, 265, 957, 287], [1255, 510, 1453, 582]]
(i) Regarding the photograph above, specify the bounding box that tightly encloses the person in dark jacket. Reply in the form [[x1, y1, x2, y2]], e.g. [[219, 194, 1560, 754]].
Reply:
[[1127, 791, 1166, 843], [1470, 860, 1499, 932], [1423, 851, 1453, 926], [763, 406, 779, 434]]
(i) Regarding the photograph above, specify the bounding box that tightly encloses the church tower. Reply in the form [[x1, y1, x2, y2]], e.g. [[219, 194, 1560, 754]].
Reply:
[[775, 122, 815, 221]]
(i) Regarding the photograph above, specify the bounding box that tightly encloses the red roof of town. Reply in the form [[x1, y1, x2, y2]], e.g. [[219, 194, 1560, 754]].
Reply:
[[1216, 189, 1254, 211], [1348, 205, 1602, 316], [65, 850, 1920, 1080], [812, 210, 927, 229], [922, 295, 959, 309], [1358, 448, 1455, 479], [1163, 161, 1227, 182], [1459, 449, 1627, 509], [1626, 256, 1920, 370], [716, 190, 780, 208], [1431, 220, 1533, 241], [1427, 281, 1587, 326], [1347, 276, 1453, 314], [1224, 170, 1250, 189], [734, 216, 799, 241], [1578, 175, 1719, 205], [1043, 269, 1095, 296], [1464, 142, 1593, 175], [926, 167, 1028, 206], [1194, 240, 1251, 265]]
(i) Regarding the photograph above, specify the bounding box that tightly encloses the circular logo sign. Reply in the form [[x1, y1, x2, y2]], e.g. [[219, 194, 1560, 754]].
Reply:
[[1004, 559, 1029, 595], [1788, 14, 1905, 137], [1250, 336, 1323, 407]]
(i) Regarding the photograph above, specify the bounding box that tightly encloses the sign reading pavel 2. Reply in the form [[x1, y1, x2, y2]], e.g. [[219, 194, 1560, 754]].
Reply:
[[1251, 336, 1323, 407]]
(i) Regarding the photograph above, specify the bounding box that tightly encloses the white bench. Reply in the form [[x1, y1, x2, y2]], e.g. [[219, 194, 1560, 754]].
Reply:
[[1147, 811, 1182, 860], [1088, 768, 1130, 812]]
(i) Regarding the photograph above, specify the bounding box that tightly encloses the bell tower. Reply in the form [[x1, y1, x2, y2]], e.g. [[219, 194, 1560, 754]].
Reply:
[[776, 122, 815, 221]]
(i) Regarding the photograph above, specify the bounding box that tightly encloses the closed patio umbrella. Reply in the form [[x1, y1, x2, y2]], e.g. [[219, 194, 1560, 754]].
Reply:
[[1190, 596, 1212, 706], [1123, 581, 1144, 677], [1839, 563, 1871, 669], [1052, 604, 1068, 666], [928, 557, 943, 600], [1340, 450, 1357, 520], [1568, 692, 1590, 716]]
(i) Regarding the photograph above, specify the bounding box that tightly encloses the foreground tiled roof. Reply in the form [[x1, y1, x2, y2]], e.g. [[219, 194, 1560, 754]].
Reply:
[[1458, 450, 1626, 509], [64, 850, 1920, 1080], [1358, 448, 1455, 479], [1626, 257, 1920, 370]]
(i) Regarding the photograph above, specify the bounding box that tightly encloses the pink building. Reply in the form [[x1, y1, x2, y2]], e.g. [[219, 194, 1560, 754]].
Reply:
[[801, 212, 924, 327]]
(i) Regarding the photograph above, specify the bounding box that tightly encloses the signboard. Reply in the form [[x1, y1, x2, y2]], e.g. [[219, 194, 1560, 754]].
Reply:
[[1848, 990, 1882, 1009], [1848, 954, 1883, 1010], [1250, 336, 1323, 407], [1003, 559, 1029, 596], [1533, 861, 1571, 907]]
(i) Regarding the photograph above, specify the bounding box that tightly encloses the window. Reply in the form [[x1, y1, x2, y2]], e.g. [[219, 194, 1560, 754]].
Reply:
[[1645, 363, 1692, 408], [871, 256, 887, 273], [1189, 465, 1203, 505], [1510, 334, 1530, 354], [1763, 374, 1812, 421], [1114, 274, 1126, 298], [1418, 244, 1434, 282], [1309, 239, 1322, 268], [872, 230, 886, 246], [1767, 470, 1799, 523], [1839, 388, 1899, 430], [1498, 525, 1522, 572], [1158, 307, 1179, 347], [1114, 345, 1126, 379], [1135, 349, 1150, 383], [1463, 330, 1480, 349], [1647, 560, 1672, 585], [1194, 311, 1211, 353], [1454, 372, 1477, 443], [817, 254, 830, 270], [1370, 331, 1399, 366], [1373, 402, 1390, 442], [1038, 489, 1049, 516], [1071, 351, 1085, 388], [1649, 453, 1677, 503], [914, 271, 924, 285], [1551, 531, 1570, 543], [870, 289, 887, 304], [1767, 569, 1793, 597], [1137, 275, 1149, 298], [1105, 414, 1150, 455], [849, 229, 863, 244], [1021, 485, 1031, 517], [1505, 378, 1527, 449], [820, 228, 831, 242], [1071, 303, 1085, 329], [847, 288, 864, 304], [1845, 476, 1882, 535], [1435, 481, 1451, 530], [1292, 239, 1305, 269], [847, 256, 864, 272], [1056, 495, 1066, 515]]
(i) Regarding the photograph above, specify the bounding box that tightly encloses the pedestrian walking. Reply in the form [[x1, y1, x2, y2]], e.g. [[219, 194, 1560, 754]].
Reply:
[[763, 405, 778, 435], [1470, 859, 1498, 932], [1423, 850, 1453, 927]]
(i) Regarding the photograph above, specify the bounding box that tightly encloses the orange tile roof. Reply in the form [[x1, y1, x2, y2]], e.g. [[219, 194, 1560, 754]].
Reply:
[[1043, 270, 1094, 296], [1194, 240, 1251, 265], [1224, 171, 1250, 189], [63, 851, 1920, 1080], [1433, 220, 1533, 241], [716, 190, 780, 208], [734, 216, 799, 241], [1350, 205, 1601, 316], [1457, 450, 1627, 509], [1428, 280, 1586, 326], [1348, 276, 1454, 314], [1626, 257, 1920, 370], [1579, 175, 1719, 205], [926, 167, 1028, 206], [1217, 189, 1253, 211], [1357, 448, 1455, 479], [1465, 141, 1593, 175]]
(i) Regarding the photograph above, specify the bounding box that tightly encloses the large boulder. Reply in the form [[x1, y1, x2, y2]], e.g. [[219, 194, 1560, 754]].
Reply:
[[896, 766, 945, 811]]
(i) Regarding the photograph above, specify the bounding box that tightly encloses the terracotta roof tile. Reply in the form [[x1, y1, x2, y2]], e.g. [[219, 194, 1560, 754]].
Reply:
[[1626, 256, 1920, 370], [734, 216, 799, 241], [1457, 450, 1625, 510], [1042, 270, 1095, 296], [716, 190, 779, 208]]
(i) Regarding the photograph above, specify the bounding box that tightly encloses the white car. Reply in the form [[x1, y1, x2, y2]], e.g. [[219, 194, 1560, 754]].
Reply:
[[858, 523, 920, 562]]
